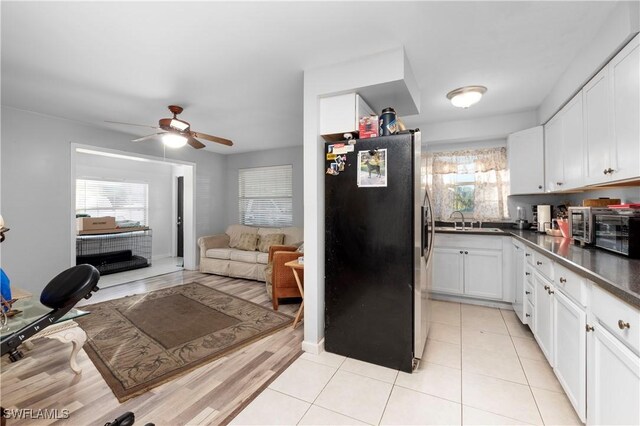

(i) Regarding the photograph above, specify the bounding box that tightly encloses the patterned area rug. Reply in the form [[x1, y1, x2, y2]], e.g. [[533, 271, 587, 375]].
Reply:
[[76, 282, 293, 402]]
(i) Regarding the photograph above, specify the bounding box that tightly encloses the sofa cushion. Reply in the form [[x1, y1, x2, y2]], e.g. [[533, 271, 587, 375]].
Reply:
[[257, 227, 284, 237], [235, 233, 258, 251], [205, 248, 233, 260], [227, 225, 258, 248], [230, 249, 258, 263], [256, 252, 269, 265], [258, 233, 285, 253], [282, 227, 304, 246]]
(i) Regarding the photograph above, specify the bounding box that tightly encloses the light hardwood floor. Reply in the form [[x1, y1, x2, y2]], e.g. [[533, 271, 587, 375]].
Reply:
[[0, 271, 303, 426]]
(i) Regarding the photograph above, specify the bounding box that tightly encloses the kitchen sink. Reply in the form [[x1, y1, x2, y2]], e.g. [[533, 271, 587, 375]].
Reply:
[[434, 226, 505, 233]]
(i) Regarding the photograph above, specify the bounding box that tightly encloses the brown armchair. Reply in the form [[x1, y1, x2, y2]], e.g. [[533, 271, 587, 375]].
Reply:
[[268, 245, 303, 310]]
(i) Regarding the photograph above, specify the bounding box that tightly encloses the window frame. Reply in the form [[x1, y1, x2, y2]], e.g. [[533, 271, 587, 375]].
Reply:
[[75, 178, 150, 226], [238, 164, 293, 228]]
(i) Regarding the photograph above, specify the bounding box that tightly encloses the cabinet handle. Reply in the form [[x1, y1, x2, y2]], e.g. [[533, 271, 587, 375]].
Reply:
[[544, 285, 550, 291], [603, 169, 609, 175], [538, 185, 543, 190], [618, 320, 631, 329], [559, 277, 566, 284], [586, 324, 594, 332], [548, 289, 554, 295], [459, 250, 464, 254], [606, 168, 614, 174], [536, 261, 543, 266], [525, 272, 531, 276], [464, 251, 468, 254], [557, 182, 563, 186], [526, 313, 531, 318], [525, 291, 531, 295], [525, 253, 531, 257]]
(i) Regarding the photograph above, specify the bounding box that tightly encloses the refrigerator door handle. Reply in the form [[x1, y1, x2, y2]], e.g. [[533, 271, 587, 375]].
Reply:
[[423, 188, 436, 267]]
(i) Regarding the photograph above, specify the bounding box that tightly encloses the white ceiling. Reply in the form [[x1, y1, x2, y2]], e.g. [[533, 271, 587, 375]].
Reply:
[[1, 1, 616, 154]]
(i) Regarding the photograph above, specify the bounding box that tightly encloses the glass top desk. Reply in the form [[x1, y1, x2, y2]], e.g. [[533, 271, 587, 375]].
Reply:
[[1, 299, 90, 374]]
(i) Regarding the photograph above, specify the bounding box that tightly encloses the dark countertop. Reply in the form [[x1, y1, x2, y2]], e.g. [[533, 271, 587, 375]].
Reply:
[[435, 228, 640, 308]]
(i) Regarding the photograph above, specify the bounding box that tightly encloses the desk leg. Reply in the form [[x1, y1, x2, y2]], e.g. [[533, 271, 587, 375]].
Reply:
[[46, 326, 87, 374], [292, 268, 304, 329]]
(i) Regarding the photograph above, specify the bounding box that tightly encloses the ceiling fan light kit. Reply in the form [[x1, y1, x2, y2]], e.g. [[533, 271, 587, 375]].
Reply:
[[446, 85, 487, 108], [106, 105, 233, 149]]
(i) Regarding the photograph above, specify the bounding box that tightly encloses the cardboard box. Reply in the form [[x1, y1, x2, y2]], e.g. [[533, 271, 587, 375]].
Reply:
[[359, 115, 379, 139], [77, 216, 116, 231]]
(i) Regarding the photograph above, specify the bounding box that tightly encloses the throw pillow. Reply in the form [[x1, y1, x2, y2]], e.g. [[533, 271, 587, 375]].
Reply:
[[235, 233, 259, 251], [258, 233, 285, 253]]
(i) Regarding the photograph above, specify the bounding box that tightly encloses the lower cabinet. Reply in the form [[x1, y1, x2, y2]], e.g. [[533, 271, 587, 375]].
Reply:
[[432, 247, 464, 295], [464, 249, 503, 299], [533, 271, 554, 365], [586, 321, 640, 426], [553, 290, 587, 422]]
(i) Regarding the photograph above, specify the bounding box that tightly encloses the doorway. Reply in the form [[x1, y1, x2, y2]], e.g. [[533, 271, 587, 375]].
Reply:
[[177, 176, 184, 258]]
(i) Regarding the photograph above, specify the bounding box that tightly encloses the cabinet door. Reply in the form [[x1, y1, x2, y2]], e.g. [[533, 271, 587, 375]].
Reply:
[[587, 322, 640, 426], [583, 67, 612, 185], [553, 291, 586, 422], [533, 272, 554, 365], [609, 34, 640, 182], [512, 243, 525, 322], [464, 249, 503, 300], [432, 248, 464, 295], [508, 126, 545, 194], [561, 92, 585, 189], [544, 115, 564, 192]]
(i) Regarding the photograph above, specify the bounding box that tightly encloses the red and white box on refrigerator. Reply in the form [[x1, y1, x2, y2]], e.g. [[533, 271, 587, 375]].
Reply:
[[359, 115, 379, 139]]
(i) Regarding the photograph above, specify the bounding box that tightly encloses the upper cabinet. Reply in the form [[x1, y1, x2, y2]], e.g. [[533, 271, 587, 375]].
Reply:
[[320, 93, 375, 141], [609, 34, 640, 182], [544, 34, 640, 192], [508, 126, 545, 194]]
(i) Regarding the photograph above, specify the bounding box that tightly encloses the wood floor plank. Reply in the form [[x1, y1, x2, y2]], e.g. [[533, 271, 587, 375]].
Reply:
[[1, 271, 303, 426]]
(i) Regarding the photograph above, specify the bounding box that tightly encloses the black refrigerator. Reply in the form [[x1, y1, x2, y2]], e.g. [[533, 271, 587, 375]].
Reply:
[[324, 130, 434, 373]]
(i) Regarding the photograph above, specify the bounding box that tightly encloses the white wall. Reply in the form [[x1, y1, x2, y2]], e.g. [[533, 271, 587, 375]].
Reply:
[[225, 146, 304, 228], [538, 1, 640, 123], [75, 152, 176, 259], [0, 107, 227, 295]]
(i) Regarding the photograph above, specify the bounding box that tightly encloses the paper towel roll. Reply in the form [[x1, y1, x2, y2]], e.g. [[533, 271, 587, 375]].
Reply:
[[537, 205, 551, 232]]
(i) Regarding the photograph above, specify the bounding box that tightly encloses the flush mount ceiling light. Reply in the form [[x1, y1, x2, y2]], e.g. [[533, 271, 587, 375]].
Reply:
[[446, 86, 487, 108], [163, 133, 187, 148]]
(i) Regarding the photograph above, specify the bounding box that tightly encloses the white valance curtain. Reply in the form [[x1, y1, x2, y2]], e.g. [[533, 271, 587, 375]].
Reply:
[[426, 147, 509, 221]]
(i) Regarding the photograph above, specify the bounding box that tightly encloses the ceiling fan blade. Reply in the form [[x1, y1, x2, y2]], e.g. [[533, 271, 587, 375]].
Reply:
[[187, 137, 206, 149], [191, 131, 233, 146], [105, 120, 159, 129], [132, 132, 165, 142]]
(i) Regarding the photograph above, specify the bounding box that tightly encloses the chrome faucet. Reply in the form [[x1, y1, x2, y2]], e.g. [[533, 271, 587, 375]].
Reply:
[[450, 210, 465, 231]]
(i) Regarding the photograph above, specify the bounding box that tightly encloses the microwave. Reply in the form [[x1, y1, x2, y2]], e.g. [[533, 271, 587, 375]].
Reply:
[[594, 214, 640, 258], [568, 207, 612, 245]]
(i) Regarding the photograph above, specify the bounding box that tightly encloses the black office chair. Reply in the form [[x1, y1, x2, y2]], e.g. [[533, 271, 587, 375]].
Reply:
[[0, 264, 100, 361]]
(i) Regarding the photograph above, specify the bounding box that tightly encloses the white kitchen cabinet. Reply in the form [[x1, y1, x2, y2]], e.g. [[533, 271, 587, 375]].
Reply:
[[608, 33, 640, 182], [583, 66, 612, 185], [533, 271, 554, 365], [464, 248, 503, 300], [432, 247, 464, 295], [544, 114, 564, 192], [553, 290, 587, 422], [512, 241, 526, 322], [508, 126, 545, 194], [320, 93, 375, 140], [587, 321, 640, 426], [561, 92, 585, 189]]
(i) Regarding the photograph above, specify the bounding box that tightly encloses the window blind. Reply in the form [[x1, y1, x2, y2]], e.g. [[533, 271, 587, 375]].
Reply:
[[239, 165, 293, 227], [76, 179, 149, 225]]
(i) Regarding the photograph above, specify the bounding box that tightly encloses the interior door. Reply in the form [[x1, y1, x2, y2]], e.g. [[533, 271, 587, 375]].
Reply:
[[177, 176, 184, 257]]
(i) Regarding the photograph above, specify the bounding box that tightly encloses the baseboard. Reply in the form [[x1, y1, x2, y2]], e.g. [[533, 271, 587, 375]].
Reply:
[[301, 338, 324, 355], [431, 293, 515, 310]]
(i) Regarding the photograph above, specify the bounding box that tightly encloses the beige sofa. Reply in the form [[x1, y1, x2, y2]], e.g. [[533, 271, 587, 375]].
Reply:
[[198, 224, 303, 281]]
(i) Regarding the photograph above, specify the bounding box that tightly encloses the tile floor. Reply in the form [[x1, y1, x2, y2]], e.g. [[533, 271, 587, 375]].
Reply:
[[97, 256, 183, 287], [230, 300, 583, 425]]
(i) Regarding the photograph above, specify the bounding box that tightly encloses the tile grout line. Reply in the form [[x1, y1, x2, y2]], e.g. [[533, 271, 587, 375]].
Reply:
[[500, 309, 546, 425], [459, 304, 464, 425]]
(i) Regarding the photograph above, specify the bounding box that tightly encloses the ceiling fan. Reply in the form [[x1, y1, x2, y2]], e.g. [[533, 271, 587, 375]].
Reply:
[[106, 105, 233, 149]]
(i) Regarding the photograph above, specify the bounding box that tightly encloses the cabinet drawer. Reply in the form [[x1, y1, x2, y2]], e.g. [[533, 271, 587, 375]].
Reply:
[[525, 247, 535, 265], [526, 299, 535, 331], [554, 263, 588, 306], [525, 281, 535, 305], [525, 264, 534, 284], [533, 252, 554, 281], [591, 284, 640, 353]]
